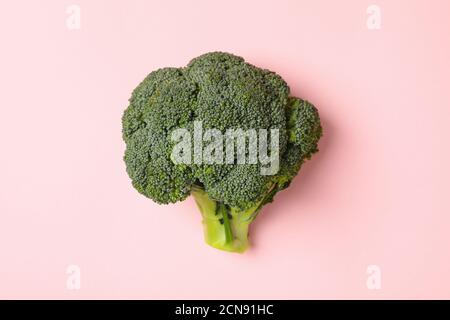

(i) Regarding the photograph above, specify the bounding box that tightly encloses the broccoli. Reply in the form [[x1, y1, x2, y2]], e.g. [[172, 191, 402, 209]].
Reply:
[[122, 52, 322, 253]]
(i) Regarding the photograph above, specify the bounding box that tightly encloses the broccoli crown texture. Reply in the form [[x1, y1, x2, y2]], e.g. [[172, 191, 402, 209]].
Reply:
[[122, 52, 322, 252]]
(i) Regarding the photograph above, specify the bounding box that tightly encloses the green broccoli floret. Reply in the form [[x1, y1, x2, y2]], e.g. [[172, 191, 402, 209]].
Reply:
[[122, 52, 322, 253]]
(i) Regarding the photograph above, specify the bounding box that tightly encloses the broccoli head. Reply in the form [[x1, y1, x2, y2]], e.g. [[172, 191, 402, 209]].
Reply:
[[122, 52, 322, 253]]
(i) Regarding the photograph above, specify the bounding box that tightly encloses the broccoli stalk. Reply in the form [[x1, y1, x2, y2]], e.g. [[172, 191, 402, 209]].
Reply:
[[191, 184, 277, 253], [192, 186, 250, 252]]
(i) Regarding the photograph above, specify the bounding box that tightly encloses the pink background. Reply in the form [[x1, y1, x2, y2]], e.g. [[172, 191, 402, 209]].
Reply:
[[1, 0, 449, 299]]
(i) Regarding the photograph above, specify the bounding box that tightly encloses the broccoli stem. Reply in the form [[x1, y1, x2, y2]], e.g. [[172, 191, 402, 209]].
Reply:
[[218, 203, 233, 244], [191, 186, 252, 253]]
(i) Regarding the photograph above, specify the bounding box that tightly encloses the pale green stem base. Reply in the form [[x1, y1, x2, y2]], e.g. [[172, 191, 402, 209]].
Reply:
[[191, 187, 255, 253]]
